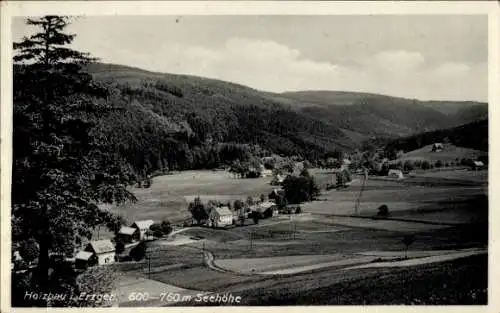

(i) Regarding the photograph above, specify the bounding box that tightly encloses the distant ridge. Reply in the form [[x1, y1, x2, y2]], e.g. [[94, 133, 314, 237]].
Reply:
[[82, 63, 488, 167]]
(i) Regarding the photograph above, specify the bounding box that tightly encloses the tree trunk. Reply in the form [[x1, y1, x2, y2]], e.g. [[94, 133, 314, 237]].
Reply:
[[36, 235, 50, 306]]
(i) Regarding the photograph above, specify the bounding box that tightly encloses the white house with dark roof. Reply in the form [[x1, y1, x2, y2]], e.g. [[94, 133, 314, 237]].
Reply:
[[131, 219, 155, 240], [83, 239, 116, 265], [208, 206, 233, 228]]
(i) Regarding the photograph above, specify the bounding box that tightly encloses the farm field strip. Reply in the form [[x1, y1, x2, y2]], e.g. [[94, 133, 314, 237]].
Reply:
[[345, 249, 487, 270], [115, 275, 208, 306], [259, 256, 377, 275]]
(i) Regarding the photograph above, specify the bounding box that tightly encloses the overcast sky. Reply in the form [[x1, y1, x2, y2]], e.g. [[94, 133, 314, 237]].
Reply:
[[12, 15, 488, 102]]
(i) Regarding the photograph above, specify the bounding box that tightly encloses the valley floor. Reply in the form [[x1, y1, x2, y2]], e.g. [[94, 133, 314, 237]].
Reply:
[[110, 168, 488, 306]]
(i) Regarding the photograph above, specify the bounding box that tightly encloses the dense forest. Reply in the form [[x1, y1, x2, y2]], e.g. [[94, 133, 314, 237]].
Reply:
[[83, 63, 488, 180], [382, 119, 488, 155]]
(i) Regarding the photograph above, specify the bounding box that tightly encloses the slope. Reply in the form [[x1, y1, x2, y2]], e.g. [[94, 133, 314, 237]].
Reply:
[[83, 63, 487, 176], [281, 91, 487, 138], [383, 119, 488, 161]]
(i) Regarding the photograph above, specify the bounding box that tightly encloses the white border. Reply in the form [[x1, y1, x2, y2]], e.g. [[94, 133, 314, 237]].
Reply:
[[1, 2, 499, 313]]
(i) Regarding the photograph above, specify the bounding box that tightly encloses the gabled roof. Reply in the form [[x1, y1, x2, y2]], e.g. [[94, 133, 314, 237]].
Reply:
[[259, 201, 276, 209], [132, 220, 155, 230], [87, 239, 115, 254], [474, 161, 484, 166], [213, 206, 232, 216], [119, 226, 137, 236], [75, 251, 94, 260]]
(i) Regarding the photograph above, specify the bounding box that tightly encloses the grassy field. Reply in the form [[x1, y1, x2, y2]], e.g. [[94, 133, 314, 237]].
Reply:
[[395, 143, 486, 163], [107, 169, 334, 225], [304, 169, 487, 224], [112, 167, 488, 305], [236, 254, 488, 305]]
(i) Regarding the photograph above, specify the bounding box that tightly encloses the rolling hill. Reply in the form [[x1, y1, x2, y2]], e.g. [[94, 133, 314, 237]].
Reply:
[[394, 144, 486, 163], [82, 63, 487, 174], [280, 90, 488, 139], [383, 119, 488, 164]]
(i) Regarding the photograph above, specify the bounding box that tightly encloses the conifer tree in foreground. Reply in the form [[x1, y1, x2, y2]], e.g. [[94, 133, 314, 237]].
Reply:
[[12, 16, 137, 306]]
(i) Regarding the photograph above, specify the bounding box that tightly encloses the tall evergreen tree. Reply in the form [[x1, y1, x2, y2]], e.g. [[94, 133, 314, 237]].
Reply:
[[12, 16, 136, 306]]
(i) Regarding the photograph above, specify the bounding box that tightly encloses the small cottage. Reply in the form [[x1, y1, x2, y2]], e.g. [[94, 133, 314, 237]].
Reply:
[[118, 226, 139, 243], [432, 143, 444, 152], [472, 161, 484, 170], [75, 251, 97, 269], [131, 220, 155, 240], [208, 206, 233, 228], [388, 169, 404, 179], [268, 188, 285, 200], [83, 239, 116, 265], [259, 201, 278, 217], [261, 167, 273, 177]]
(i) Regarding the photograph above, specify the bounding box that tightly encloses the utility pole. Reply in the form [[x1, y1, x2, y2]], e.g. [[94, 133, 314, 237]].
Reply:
[[250, 231, 253, 250], [355, 169, 368, 215], [147, 254, 151, 279]]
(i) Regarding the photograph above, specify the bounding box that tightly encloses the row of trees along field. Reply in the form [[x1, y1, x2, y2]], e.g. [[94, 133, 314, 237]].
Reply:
[[11, 16, 138, 307]]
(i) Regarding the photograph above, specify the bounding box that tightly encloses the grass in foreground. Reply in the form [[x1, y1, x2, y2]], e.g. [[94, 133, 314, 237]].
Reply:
[[238, 254, 488, 305]]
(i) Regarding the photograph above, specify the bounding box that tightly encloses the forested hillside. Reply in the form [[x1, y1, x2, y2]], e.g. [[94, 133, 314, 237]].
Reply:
[[282, 91, 487, 138], [83, 63, 487, 178], [383, 119, 488, 155]]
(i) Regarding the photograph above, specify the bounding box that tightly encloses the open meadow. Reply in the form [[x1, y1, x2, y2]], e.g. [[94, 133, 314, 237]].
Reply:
[[111, 167, 487, 306], [106, 168, 334, 225]]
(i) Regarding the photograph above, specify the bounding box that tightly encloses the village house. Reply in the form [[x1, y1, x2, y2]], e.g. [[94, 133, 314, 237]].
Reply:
[[74, 251, 97, 269], [388, 169, 404, 179], [118, 226, 139, 243], [76, 239, 116, 267], [340, 158, 352, 171], [432, 143, 444, 152], [268, 188, 285, 201], [208, 206, 233, 228], [259, 201, 278, 217], [472, 160, 484, 170], [131, 219, 155, 240], [260, 164, 273, 177]]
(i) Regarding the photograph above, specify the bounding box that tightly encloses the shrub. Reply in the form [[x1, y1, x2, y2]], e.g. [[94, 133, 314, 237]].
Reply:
[[246, 196, 254, 206], [283, 175, 319, 204], [149, 223, 163, 238], [435, 160, 443, 168], [160, 220, 172, 235], [402, 234, 415, 259], [115, 239, 125, 255], [251, 211, 259, 224], [188, 197, 208, 225], [129, 241, 147, 261], [19, 238, 39, 263], [403, 160, 415, 171], [376, 205, 389, 217], [421, 160, 431, 170], [295, 206, 302, 214]]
